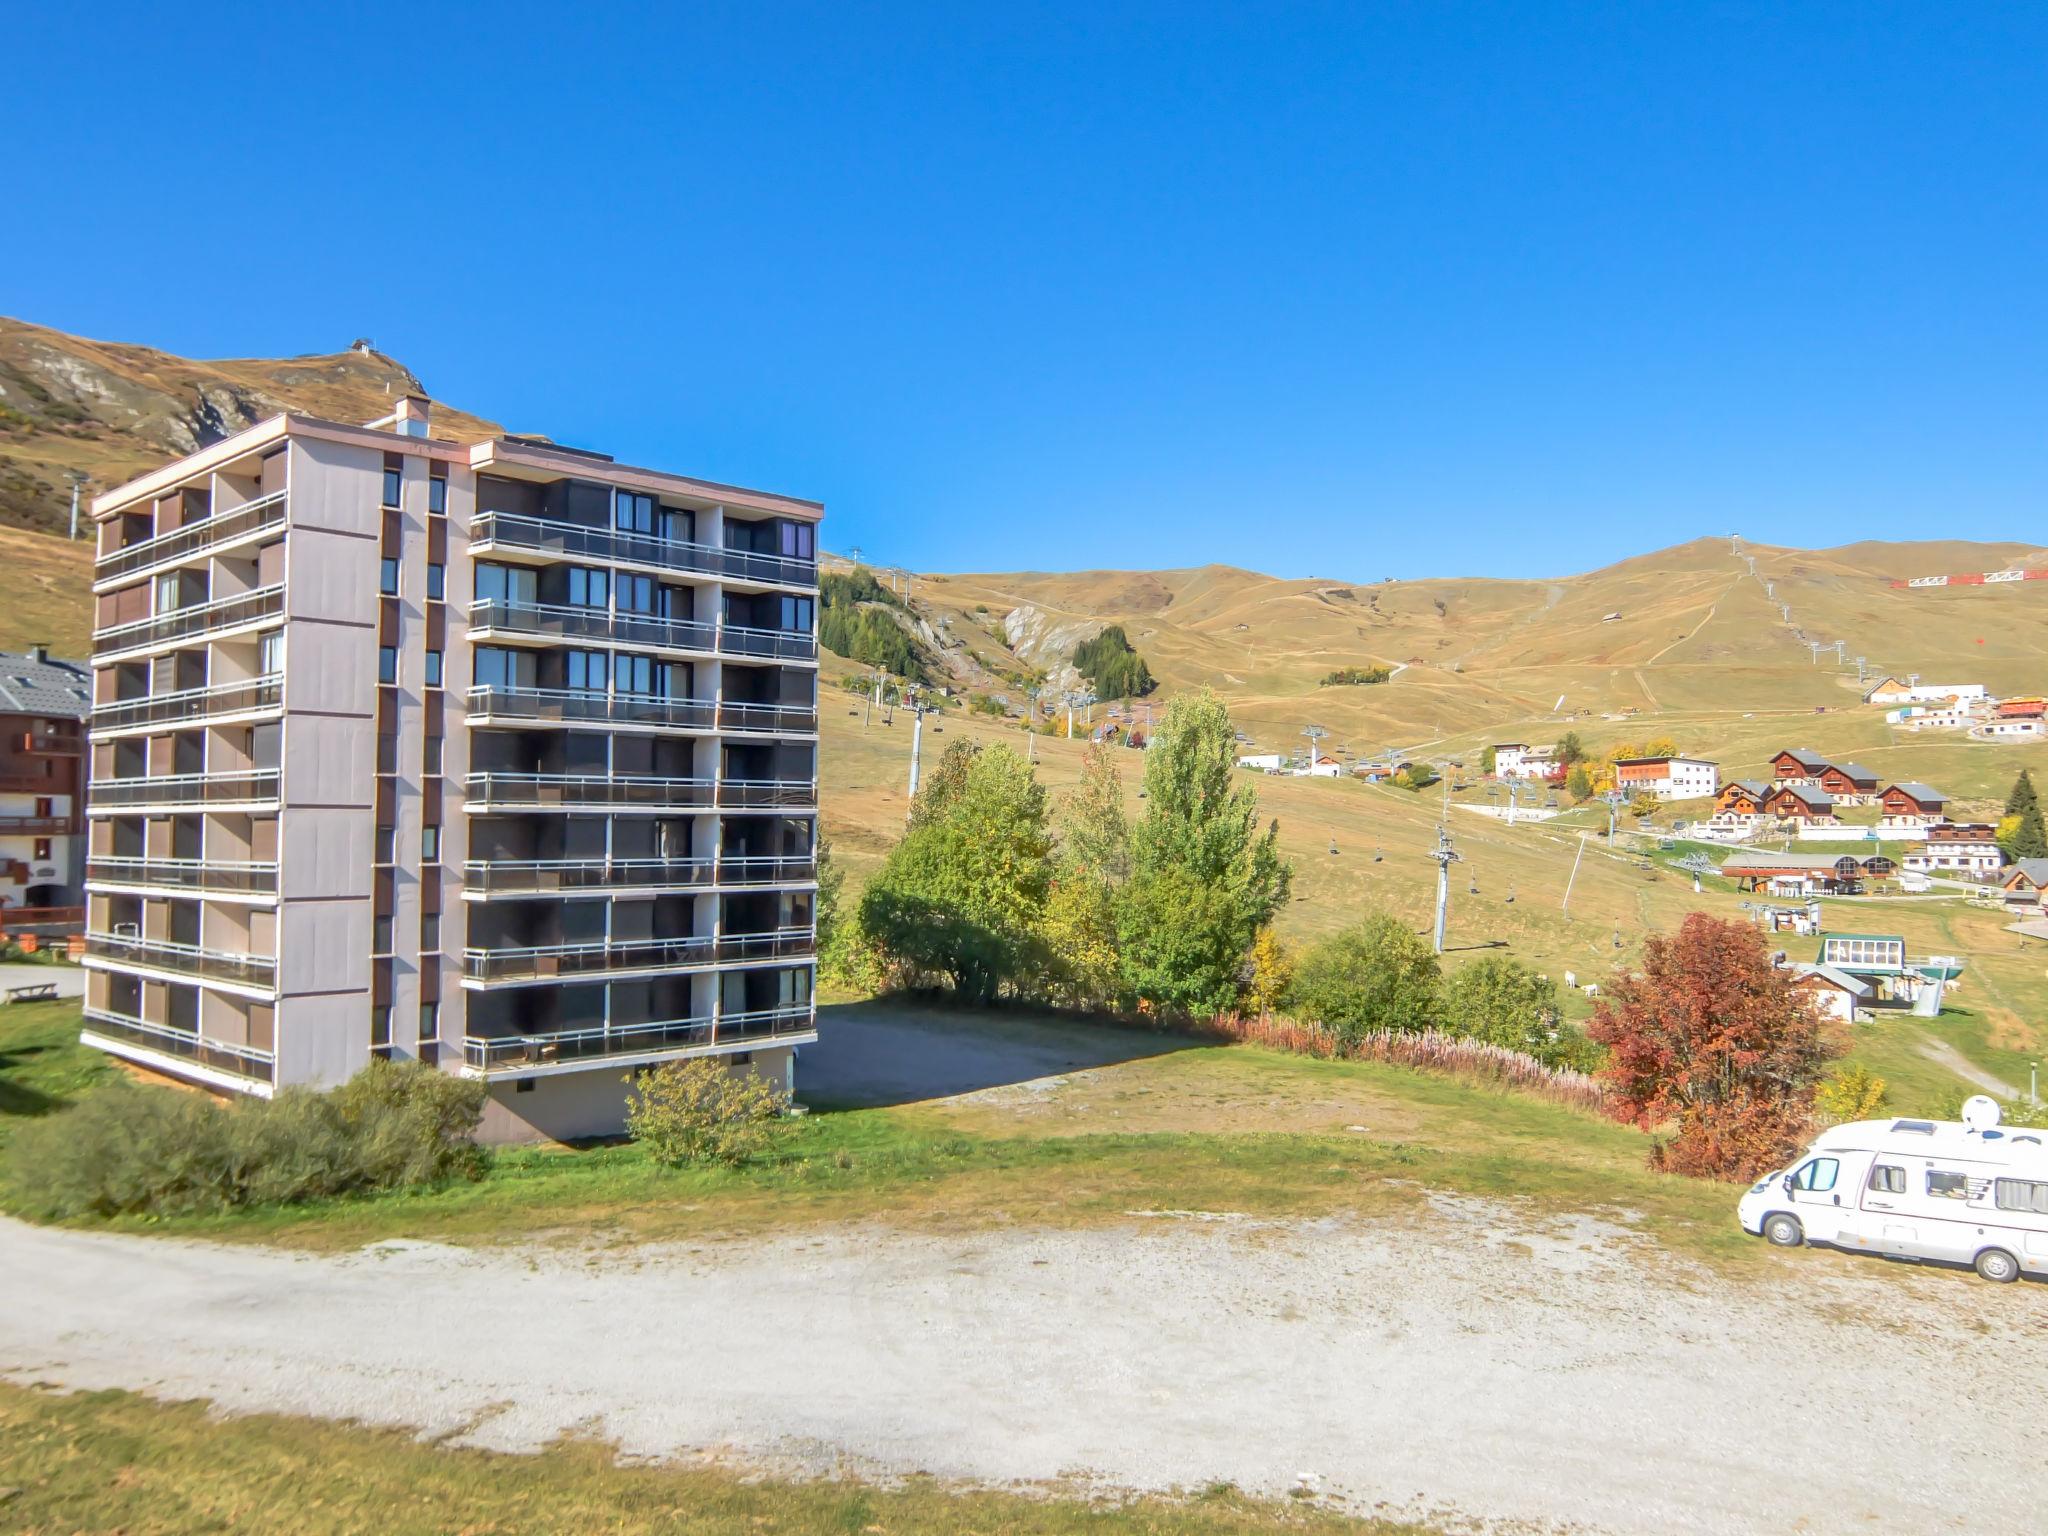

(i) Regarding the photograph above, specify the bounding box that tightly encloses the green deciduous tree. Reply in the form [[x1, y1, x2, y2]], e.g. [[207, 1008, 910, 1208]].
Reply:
[[1555, 732, 1586, 766], [858, 743, 1052, 1003], [1439, 955, 1560, 1051], [1118, 690, 1290, 1014], [1566, 763, 1594, 802], [1285, 911, 1442, 1042]]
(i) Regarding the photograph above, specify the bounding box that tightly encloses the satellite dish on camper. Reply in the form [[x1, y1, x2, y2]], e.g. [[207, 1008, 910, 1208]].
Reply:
[[1961, 1095, 2003, 1132]]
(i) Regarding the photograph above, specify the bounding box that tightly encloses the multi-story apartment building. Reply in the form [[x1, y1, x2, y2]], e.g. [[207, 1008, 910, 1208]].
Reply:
[[0, 648, 92, 928], [82, 396, 821, 1140]]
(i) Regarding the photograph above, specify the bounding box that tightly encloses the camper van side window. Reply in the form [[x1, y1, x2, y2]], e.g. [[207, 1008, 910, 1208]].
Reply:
[[1926, 1170, 1971, 1200], [1866, 1165, 1906, 1194], [1993, 1178, 2048, 1215], [1791, 1158, 1839, 1192]]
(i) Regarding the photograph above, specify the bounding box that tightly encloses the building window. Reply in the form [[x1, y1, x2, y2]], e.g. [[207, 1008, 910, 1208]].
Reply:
[[373, 915, 393, 954], [375, 825, 396, 864], [371, 1005, 392, 1046], [381, 465, 403, 508], [428, 474, 447, 515], [379, 557, 400, 596], [421, 912, 440, 953], [426, 563, 445, 601], [259, 631, 284, 676], [34, 797, 51, 817], [154, 571, 182, 613], [424, 650, 443, 689], [617, 574, 655, 614], [515, 1077, 535, 1094], [1867, 1164, 1905, 1194], [423, 736, 443, 775], [378, 646, 398, 685], [779, 595, 814, 633], [419, 1002, 439, 1040], [566, 650, 608, 693], [32, 838, 51, 860], [568, 567, 610, 609], [422, 824, 441, 862], [778, 521, 815, 561], [615, 490, 656, 535]]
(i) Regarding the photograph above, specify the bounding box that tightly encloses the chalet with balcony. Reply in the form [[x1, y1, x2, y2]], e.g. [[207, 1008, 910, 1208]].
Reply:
[[1878, 782, 1947, 828], [0, 648, 91, 930], [1761, 783, 1837, 823]]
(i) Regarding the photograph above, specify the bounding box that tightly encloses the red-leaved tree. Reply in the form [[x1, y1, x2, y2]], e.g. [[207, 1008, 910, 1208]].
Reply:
[[1588, 913, 1843, 1180]]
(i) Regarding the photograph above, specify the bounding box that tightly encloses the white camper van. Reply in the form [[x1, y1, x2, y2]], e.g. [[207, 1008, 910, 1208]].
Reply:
[[1736, 1097, 2048, 1283]]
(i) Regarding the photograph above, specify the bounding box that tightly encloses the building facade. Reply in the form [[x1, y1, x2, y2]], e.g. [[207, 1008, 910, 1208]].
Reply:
[[1612, 755, 1718, 801], [81, 399, 821, 1141], [0, 649, 92, 929], [1903, 824, 2004, 879]]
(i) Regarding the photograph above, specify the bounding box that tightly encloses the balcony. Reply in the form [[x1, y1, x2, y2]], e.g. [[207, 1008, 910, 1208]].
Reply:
[[465, 685, 714, 732], [85, 931, 277, 990], [17, 730, 83, 757], [470, 511, 817, 590], [467, 599, 718, 656], [460, 1003, 815, 1074], [718, 779, 817, 810], [93, 583, 284, 659], [462, 855, 716, 898], [87, 856, 278, 897], [88, 769, 281, 814], [92, 675, 282, 737], [95, 490, 287, 586], [719, 701, 818, 735], [0, 815, 70, 836], [463, 771, 714, 813], [719, 624, 818, 663], [716, 855, 817, 887], [82, 1007, 276, 1087], [462, 926, 813, 984]]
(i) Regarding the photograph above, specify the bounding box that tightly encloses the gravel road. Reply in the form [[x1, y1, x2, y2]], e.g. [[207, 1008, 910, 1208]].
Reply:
[[4, 1200, 2041, 1534]]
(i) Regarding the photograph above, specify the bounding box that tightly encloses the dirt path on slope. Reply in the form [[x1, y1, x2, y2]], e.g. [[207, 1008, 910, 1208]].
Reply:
[[4, 1202, 2042, 1535]]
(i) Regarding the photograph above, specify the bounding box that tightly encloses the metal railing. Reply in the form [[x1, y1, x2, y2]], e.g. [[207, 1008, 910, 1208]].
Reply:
[[463, 926, 813, 982], [0, 815, 70, 835], [718, 779, 816, 809], [83, 1007, 276, 1085], [718, 701, 818, 734], [719, 624, 817, 661], [17, 730, 83, 756], [88, 769, 280, 812], [715, 855, 817, 886], [461, 1002, 815, 1071], [467, 600, 719, 654], [85, 931, 277, 987], [87, 856, 278, 895], [94, 583, 285, 656], [461, 856, 716, 895], [465, 686, 714, 730], [96, 490, 287, 584], [92, 675, 282, 734], [462, 771, 715, 811], [470, 510, 817, 589], [0, 905, 84, 930]]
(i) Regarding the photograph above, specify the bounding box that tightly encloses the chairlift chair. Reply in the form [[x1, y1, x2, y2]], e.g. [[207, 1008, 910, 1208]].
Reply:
[[1504, 884, 1516, 904], [1372, 845, 1383, 862]]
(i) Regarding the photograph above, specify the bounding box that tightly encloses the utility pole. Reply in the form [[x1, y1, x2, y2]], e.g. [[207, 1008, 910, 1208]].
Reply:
[[1427, 824, 1462, 954], [1302, 723, 1327, 775], [1562, 832, 1587, 916], [1599, 787, 1628, 843], [67, 473, 85, 541], [906, 696, 925, 805]]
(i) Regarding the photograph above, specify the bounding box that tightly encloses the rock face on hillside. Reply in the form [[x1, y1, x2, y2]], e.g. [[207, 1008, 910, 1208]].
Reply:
[[0, 318, 500, 536], [1001, 602, 1096, 693]]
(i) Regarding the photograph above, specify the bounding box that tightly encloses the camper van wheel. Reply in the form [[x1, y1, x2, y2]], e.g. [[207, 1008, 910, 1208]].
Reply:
[[1762, 1214, 1803, 1247], [1974, 1248, 2020, 1284]]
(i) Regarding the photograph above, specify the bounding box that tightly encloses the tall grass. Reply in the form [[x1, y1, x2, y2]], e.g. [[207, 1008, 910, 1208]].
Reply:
[[1201, 1011, 1607, 1113]]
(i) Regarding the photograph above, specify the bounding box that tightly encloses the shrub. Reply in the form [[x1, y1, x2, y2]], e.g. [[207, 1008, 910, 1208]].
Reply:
[[625, 1057, 789, 1167], [1286, 912, 1442, 1042], [4, 1061, 485, 1221], [1815, 1063, 1889, 1124], [1319, 665, 1392, 687], [1439, 956, 1563, 1055]]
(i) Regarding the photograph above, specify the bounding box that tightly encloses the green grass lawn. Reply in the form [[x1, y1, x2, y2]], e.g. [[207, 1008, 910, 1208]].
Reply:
[[0, 1382, 1425, 1536], [0, 995, 106, 1144]]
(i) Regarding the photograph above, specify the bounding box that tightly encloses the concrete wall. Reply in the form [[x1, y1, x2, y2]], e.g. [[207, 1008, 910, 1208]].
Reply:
[[477, 1044, 795, 1144]]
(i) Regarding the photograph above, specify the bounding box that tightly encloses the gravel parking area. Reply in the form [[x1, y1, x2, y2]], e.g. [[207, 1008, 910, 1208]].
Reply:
[[4, 1200, 2040, 1534]]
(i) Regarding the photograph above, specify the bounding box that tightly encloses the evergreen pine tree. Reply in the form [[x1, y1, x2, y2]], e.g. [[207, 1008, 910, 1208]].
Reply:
[[2007, 768, 2039, 819]]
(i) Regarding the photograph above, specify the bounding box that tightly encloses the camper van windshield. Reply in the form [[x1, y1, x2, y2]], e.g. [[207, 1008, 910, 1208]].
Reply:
[[1791, 1159, 1839, 1192]]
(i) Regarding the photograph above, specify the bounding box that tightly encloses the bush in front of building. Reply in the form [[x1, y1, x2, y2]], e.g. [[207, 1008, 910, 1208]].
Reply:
[[624, 1057, 790, 1168], [3, 1059, 486, 1220]]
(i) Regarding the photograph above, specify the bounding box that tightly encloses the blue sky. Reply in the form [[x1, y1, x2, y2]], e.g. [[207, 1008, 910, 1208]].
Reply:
[[7, 4, 2044, 579]]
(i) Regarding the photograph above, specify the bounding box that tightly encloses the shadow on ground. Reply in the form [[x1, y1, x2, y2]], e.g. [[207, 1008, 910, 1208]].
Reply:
[[799, 999, 1197, 1110]]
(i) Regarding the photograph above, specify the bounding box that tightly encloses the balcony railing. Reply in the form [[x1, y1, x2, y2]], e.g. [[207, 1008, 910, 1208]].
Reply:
[[93, 583, 285, 657], [17, 730, 83, 757], [716, 855, 817, 886], [96, 490, 287, 584], [85, 931, 277, 987], [0, 905, 84, 931], [719, 701, 818, 734], [87, 856, 278, 895], [465, 685, 714, 730], [718, 779, 817, 809], [462, 771, 714, 812], [92, 675, 282, 735], [467, 600, 718, 655], [462, 926, 813, 983], [0, 815, 70, 835], [83, 1007, 276, 1085], [719, 624, 818, 662], [471, 510, 817, 589], [88, 769, 280, 813], [462, 856, 716, 896], [461, 1002, 815, 1073]]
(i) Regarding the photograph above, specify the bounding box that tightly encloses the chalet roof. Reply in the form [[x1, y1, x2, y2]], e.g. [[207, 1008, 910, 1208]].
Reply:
[[1720, 851, 1864, 873], [1886, 782, 1946, 802], [1774, 748, 1830, 769], [1722, 779, 1771, 796], [1828, 762, 1879, 783], [0, 650, 92, 718], [1767, 784, 1836, 807], [1791, 963, 1875, 998], [2005, 859, 2048, 888]]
